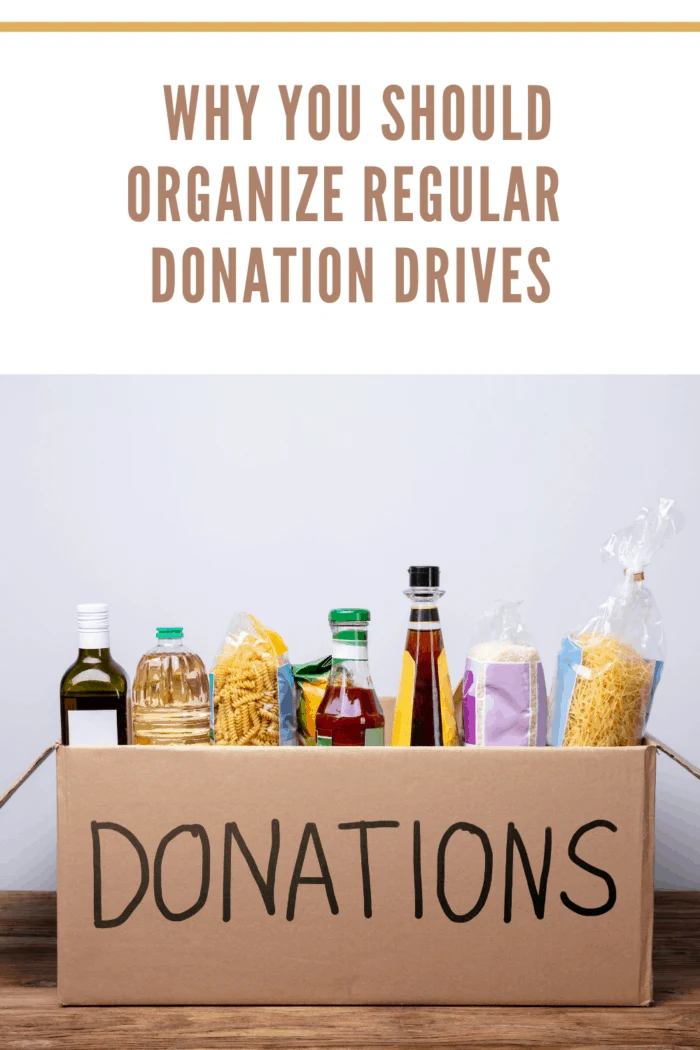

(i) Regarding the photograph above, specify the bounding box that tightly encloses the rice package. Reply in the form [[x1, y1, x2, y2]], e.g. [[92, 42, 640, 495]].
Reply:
[[211, 613, 297, 746], [292, 656, 331, 746], [463, 601, 547, 746], [549, 497, 683, 747]]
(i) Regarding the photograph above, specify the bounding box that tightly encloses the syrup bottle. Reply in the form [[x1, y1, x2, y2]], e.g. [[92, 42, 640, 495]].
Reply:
[[392, 566, 458, 746], [315, 609, 385, 746]]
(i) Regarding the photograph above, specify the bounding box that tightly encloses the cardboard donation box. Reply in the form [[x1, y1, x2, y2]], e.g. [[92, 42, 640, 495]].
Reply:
[[57, 739, 655, 1007]]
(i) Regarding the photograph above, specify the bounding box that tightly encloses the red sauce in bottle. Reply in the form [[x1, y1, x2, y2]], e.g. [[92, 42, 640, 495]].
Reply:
[[315, 609, 384, 747]]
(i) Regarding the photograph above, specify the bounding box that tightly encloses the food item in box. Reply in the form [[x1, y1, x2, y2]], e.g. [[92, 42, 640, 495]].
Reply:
[[60, 604, 129, 746], [554, 633, 658, 747], [463, 601, 546, 746], [211, 614, 297, 746], [132, 627, 210, 746], [392, 566, 458, 746], [315, 609, 385, 746], [292, 656, 331, 745], [549, 497, 682, 747]]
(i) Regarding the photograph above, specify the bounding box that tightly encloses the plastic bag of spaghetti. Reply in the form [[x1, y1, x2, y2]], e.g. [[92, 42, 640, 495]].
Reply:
[[211, 613, 297, 746], [549, 498, 683, 747], [463, 600, 547, 746]]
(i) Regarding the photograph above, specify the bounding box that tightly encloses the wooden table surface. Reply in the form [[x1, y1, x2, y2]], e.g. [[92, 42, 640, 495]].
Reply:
[[1, 891, 699, 1049]]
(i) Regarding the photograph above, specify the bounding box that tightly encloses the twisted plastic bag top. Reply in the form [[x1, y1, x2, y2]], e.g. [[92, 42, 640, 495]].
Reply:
[[602, 497, 683, 574], [579, 497, 683, 661], [471, 600, 533, 646]]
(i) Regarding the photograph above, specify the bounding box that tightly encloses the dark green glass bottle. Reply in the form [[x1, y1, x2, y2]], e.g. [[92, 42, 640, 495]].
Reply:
[[60, 604, 129, 745]]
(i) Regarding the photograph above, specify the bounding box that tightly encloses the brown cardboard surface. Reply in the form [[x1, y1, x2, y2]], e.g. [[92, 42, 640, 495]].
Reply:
[[57, 743, 654, 1006], [646, 732, 700, 781]]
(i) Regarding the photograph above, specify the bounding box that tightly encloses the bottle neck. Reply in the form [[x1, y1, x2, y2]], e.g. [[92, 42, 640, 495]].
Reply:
[[77, 649, 111, 662], [405, 588, 444, 630], [329, 624, 374, 689], [154, 639, 187, 653], [405, 586, 444, 604], [78, 628, 110, 650]]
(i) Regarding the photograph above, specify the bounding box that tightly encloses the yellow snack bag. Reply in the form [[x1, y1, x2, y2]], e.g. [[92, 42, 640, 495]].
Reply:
[[292, 656, 332, 745]]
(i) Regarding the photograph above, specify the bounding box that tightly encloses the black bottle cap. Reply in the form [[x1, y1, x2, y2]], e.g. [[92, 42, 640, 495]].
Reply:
[[408, 566, 440, 588]]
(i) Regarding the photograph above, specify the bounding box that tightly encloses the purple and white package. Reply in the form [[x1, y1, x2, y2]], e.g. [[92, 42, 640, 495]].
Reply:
[[462, 601, 547, 747]]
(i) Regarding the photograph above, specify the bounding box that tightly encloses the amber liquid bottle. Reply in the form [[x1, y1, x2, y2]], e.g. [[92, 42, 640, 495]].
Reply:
[[60, 604, 129, 745], [315, 609, 385, 747], [392, 566, 457, 746], [132, 627, 211, 745]]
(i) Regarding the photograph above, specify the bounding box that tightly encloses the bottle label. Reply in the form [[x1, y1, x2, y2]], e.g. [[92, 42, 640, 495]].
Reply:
[[67, 709, 118, 747], [316, 730, 383, 747], [331, 641, 368, 663], [437, 648, 458, 746], [391, 648, 457, 747], [392, 650, 416, 746], [77, 631, 111, 649], [409, 605, 440, 629]]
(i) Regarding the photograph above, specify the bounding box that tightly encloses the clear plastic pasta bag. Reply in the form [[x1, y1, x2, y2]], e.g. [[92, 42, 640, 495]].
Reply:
[[463, 600, 547, 746], [211, 613, 297, 746], [549, 498, 683, 747]]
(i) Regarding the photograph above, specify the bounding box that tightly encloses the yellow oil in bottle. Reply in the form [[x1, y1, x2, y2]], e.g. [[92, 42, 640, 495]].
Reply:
[[132, 627, 211, 745]]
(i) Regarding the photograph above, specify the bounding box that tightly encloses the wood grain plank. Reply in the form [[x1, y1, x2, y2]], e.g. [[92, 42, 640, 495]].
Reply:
[[2, 1001, 700, 1049], [0, 891, 56, 936], [0, 891, 698, 1049]]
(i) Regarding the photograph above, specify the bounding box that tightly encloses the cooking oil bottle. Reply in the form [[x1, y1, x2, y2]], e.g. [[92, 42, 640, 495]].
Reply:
[[132, 627, 211, 745]]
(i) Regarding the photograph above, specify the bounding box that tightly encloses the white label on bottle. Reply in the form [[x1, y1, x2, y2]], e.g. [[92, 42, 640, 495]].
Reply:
[[331, 642, 368, 662], [68, 709, 118, 746]]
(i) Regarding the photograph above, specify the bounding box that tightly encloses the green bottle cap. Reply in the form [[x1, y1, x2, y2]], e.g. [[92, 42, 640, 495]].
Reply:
[[328, 608, 370, 623], [156, 627, 183, 639]]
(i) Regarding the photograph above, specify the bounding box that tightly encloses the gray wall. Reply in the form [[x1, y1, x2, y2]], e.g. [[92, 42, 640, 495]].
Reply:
[[0, 375, 698, 888]]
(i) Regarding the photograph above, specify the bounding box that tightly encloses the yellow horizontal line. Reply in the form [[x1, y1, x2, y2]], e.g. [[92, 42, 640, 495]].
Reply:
[[0, 22, 700, 33]]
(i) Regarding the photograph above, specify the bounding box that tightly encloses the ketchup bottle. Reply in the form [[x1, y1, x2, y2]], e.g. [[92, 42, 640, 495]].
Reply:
[[315, 609, 385, 746]]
